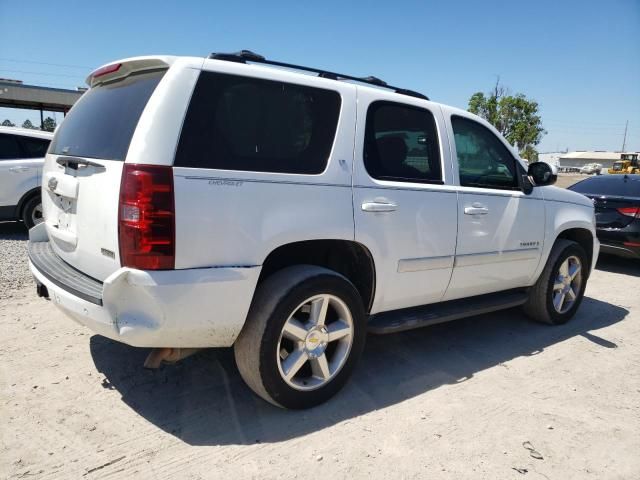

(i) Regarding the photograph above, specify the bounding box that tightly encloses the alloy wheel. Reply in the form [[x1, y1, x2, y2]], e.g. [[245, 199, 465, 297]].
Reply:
[[552, 255, 582, 314], [277, 294, 354, 391]]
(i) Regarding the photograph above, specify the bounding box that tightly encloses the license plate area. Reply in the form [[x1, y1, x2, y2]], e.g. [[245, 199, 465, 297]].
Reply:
[[50, 194, 76, 233]]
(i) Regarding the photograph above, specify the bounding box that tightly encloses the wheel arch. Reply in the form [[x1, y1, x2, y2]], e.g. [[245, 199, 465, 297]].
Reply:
[[554, 227, 594, 275], [16, 187, 41, 219], [258, 239, 376, 313]]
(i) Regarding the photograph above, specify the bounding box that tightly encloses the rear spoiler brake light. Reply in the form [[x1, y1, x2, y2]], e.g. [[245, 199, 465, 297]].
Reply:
[[91, 63, 122, 79]]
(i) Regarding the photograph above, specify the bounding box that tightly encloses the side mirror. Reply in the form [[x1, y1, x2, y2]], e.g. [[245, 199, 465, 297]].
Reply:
[[527, 161, 557, 187], [521, 174, 534, 195]]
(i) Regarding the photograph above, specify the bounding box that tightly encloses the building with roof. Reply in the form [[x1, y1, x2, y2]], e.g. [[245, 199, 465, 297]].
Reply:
[[0, 79, 84, 129], [538, 152, 563, 167], [557, 151, 638, 170]]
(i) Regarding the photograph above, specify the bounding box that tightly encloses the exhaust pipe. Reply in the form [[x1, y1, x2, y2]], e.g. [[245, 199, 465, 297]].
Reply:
[[143, 347, 202, 369], [36, 282, 49, 299]]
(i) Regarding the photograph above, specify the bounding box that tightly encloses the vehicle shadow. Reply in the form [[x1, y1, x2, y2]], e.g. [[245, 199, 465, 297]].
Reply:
[[596, 253, 640, 276], [89, 296, 627, 446], [0, 221, 28, 240]]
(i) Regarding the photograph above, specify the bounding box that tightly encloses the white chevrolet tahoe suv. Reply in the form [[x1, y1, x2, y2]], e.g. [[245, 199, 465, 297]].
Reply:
[[28, 51, 599, 409], [0, 126, 52, 228]]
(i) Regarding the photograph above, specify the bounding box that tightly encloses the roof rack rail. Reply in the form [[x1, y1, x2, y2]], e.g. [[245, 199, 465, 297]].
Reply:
[[208, 50, 429, 101]]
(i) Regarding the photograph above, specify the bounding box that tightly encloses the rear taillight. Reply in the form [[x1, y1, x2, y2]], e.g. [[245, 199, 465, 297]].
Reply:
[[119, 164, 175, 270], [617, 207, 640, 218]]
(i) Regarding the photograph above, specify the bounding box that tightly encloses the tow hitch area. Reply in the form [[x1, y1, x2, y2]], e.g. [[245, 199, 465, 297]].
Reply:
[[143, 348, 202, 369], [36, 282, 49, 300]]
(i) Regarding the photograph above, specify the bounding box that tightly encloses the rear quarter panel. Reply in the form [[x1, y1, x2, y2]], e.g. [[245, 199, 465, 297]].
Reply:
[[171, 61, 358, 269], [127, 58, 204, 167]]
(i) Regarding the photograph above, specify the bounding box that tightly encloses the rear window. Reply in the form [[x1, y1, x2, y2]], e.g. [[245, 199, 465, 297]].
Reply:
[[19, 137, 50, 158], [49, 70, 165, 161], [569, 175, 640, 197], [174, 71, 341, 174]]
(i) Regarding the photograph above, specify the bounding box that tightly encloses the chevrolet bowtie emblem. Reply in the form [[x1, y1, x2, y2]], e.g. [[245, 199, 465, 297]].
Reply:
[[48, 177, 58, 191]]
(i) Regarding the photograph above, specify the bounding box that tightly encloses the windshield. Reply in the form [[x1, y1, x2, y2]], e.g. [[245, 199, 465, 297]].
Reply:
[[49, 70, 165, 161]]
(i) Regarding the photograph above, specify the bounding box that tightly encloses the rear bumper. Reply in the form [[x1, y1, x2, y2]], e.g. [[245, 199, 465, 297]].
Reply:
[[28, 229, 260, 348], [599, 243, 640, 259], [597, 226, 640, 259]]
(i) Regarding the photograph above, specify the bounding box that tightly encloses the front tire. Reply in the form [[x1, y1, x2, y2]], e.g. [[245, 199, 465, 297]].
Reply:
[[524, 239, 588, 325], [22, 195, 43, 229], [234, 265, 366, 409]]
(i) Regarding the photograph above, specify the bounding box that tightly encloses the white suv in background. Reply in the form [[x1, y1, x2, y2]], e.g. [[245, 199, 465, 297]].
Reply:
[[0, 126, 53, 228], [28, 52, 599, 409]]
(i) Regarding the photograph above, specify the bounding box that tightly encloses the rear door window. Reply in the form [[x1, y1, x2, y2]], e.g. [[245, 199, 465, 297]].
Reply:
[[174, 71, 341, 174], [19, 137, 50, 158], [363, 101, 442, 183], [49, 70, 165, 161], [0, 134, 22, 160]]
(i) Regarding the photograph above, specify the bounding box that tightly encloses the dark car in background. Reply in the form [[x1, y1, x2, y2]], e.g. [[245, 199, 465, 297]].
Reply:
[[569, 174, 640, 259]]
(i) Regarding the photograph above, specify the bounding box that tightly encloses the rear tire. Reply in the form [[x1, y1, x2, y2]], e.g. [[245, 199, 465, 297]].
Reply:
[[22, 195, 43, 229], [523, 239, 588, 325], [234, 265, 366, 409]]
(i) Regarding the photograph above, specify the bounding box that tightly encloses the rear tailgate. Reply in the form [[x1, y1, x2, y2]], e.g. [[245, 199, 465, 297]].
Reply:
[[42, 61, 170, 281]]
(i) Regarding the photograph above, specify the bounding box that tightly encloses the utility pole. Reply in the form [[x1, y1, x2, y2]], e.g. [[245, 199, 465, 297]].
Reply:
[[621, 120, 628, 152]]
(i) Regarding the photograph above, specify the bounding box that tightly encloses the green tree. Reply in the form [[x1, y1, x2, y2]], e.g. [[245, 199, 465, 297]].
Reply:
[[22, 119, 37, 129], [1, 119, 15, 127], [468, 79, 546, 158], [42, 116, 57, 132], [519, 145, 539, 162]]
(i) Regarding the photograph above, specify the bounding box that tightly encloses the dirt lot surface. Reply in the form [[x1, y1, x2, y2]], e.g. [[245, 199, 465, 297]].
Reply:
[[2, 216, 640, 479], [554, 173, 587, 189]]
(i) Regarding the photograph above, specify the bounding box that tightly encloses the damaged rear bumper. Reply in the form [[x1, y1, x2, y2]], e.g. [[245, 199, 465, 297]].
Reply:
[[27, 225, 260, 348]]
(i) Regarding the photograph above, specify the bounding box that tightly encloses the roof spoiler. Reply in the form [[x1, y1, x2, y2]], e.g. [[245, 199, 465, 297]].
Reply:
[[86, 58, 171, 87]]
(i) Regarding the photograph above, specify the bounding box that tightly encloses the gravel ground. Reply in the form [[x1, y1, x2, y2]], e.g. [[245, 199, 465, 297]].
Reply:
[[554, 173, 588, 189], [0, 222, 29, 299]]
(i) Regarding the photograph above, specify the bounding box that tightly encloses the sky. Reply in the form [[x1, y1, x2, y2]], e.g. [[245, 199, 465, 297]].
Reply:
[[1, 0, 638, 152]]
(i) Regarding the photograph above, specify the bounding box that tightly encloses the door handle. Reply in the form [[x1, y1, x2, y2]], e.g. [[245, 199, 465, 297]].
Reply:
[[464, 204, 489, 215], [362, 201, 398, 213], [9, 166, 30, 173]]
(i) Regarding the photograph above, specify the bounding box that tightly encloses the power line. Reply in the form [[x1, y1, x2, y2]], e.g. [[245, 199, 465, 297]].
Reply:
[[0, 57, 91, 69], [546, 129, 628, 135], [546, 127, 630, 133], [544, 119, 630, 127]]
